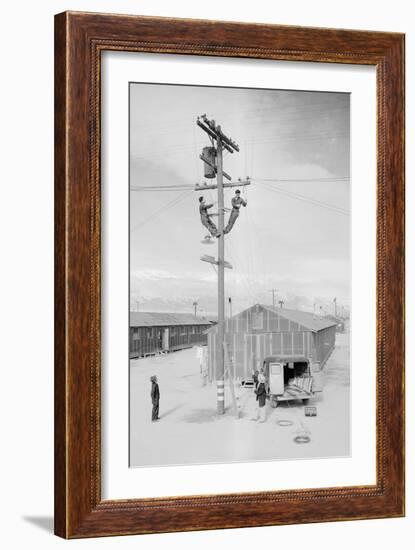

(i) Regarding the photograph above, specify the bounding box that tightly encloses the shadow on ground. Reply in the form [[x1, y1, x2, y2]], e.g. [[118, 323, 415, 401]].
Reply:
[[160, 404, 183, 418], [22, 516, 54, 533], [181, 407, 234, 423]]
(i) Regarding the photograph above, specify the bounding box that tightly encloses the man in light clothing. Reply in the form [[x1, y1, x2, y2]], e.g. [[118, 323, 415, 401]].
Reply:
[[199, 196, 220, 238], [224, 189, 247, 234]]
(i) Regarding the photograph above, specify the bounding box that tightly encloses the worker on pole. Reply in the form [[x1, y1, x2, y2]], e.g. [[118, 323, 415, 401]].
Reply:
[[199, 196, 221, 238], [224, 189, 247, 234]]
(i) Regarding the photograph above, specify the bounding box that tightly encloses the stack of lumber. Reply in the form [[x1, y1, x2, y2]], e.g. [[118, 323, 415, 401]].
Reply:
[[287, 376, 312, 394]]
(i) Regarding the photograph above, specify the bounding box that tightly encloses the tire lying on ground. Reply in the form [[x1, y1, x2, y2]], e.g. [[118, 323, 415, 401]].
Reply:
[[293, 434, 311, 444], [277, 419, 294, 427]]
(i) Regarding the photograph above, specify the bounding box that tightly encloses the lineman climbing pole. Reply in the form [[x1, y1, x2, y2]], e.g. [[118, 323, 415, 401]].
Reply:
[[195, 114, 250, 414]]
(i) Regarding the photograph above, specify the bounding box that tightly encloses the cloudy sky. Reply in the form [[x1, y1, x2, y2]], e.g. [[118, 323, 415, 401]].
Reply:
[[130, 83, 350, 317]]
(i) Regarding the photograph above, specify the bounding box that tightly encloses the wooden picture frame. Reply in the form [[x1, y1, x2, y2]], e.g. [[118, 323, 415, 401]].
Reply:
[[54, 11, 405, 538]]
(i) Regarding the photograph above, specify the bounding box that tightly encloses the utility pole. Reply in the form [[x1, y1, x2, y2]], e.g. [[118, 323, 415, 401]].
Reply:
[[333, 297, 337, 318], [269, 288, 278, 307], [193, 300, 198, 317], [228, 297, 233, 319], [278, 299, 284, 309], [196, 114, 250, 415], [217, 131, 225, 414]]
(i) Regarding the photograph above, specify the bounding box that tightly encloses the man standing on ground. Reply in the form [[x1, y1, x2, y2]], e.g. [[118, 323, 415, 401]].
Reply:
[[150, 375, 160, 421], [255, 373, 267, 422]]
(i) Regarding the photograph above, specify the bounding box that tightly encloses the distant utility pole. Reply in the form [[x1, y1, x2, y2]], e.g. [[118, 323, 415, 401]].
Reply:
[[333, 297, 337, 318], [196, 114, 250, 415], [278, 299, 284, 309], [228, 297, 233, 319], [269, 288, 278, 307], [193, 300, 198, 317]]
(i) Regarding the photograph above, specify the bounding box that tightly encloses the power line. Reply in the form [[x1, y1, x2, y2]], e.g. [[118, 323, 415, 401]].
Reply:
[[225, 245, 259, 305], [130, 190, 193, 232], [131, 175, 350, 193], [132, 101, 348, 140], [133, 131, 348, 161], [130, 178, 349, 216], [255, 177, 349, 183], [260, 183, 349, 215], [257, 181, 349, 216], [131, 185, 194, 191]]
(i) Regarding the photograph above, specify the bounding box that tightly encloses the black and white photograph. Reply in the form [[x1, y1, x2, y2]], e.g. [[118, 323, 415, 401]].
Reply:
[[0, 0, 409, 545], [129, 83, 350, 468]]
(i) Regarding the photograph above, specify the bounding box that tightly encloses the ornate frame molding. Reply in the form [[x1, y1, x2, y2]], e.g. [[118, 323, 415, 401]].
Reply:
[[55, 11, 405, 538]]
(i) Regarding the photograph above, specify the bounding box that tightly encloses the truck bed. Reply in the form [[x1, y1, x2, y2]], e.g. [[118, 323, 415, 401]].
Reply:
[[276, 385, 312, 401]]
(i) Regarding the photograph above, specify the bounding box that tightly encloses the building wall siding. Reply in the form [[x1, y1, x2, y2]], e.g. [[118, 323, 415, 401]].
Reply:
[[130, 324, 210, 359], [208, 329, 315, 379], [207, 305, 337, 379], [312, 325, 336, 367]]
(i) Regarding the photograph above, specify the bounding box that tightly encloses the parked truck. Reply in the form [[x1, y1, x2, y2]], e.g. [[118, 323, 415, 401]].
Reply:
[[262, 355, 323, 407]]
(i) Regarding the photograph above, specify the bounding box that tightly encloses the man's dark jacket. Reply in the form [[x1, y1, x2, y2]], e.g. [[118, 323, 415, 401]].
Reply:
[[151, 382, 160, 403], [255, 383, 267, 407]]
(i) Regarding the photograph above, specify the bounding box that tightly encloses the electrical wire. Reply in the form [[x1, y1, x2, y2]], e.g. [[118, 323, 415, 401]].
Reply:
[[131, 185, 195, 191], [132, 102, 348, 155], [255, 177, 349, 183], [133, 100, 347, 135], [133, 131, 348, 161], [257, 181, 349, 216], [130, 176, 349, 192], [225, 246, 259, 305], [130, 190, 193, 232]]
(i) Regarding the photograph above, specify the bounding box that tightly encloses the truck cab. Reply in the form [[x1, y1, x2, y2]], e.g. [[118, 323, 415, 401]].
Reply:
[[262, 355, 323, 407]]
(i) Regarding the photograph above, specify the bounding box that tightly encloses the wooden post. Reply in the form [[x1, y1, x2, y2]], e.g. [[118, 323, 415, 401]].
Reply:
[[216, 133, 225, 414], [195, 115, 246, 415], [224, 341, 239, 417]]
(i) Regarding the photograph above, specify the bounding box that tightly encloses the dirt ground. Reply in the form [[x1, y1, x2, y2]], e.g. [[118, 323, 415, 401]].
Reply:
[[129, 332, 350, 467]]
